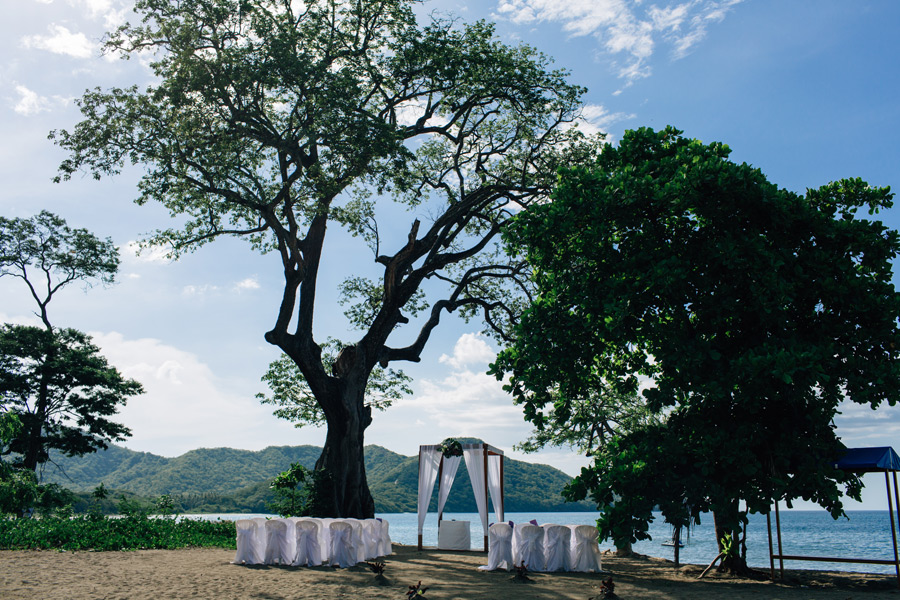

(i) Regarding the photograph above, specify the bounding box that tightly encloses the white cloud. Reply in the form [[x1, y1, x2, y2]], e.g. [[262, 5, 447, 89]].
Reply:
[[234, 277, 260, 291], [407, 367, 524, 438], [496, 0, 743, 84], [182, 284, 220, 297], [125, 241, 171, 263], [89, 331, 303, 456], [13, 85, 51, 116], [21, 24, 95, 59], [835, 400, 900, 447], [577, 103, 635, 136], [377, 332, 526, 451], [11, 84, 70, 116], [438, 333, 496, 370], [71, 0, 132, 28]]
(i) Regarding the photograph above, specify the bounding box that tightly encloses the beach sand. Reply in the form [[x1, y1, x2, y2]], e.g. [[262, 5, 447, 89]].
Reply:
[[1, 544, 898, 599]]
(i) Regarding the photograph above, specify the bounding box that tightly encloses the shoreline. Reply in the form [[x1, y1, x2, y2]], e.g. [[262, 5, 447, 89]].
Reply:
[[1, 544, 897, 600]]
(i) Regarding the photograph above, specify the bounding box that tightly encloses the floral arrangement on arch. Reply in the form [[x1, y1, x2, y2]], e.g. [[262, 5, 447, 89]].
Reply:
[[439, 438, 463, 458]]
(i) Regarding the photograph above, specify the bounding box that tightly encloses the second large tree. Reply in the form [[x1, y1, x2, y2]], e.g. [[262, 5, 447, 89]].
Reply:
[[53, 0, 594, 517]]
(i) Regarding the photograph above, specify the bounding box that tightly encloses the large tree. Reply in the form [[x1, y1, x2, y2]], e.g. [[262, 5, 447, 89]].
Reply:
[[493, 126, 900, 571], [52, 0, 596, 517]]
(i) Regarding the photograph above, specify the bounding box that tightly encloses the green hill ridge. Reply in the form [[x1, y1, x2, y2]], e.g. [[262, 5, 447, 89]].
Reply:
[[44, 442, 594, 513]]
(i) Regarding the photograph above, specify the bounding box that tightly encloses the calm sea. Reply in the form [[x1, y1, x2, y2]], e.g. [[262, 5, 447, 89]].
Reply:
[[196, 510, 900, 575]]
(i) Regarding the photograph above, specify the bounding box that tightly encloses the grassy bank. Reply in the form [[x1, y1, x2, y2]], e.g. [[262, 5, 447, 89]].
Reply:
[[0, 514, 236, 551]]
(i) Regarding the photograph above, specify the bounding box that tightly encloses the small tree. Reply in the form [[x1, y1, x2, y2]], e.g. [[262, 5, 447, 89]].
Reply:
[[267, 462, 317, 517], [0, 324, 143, 472], [494, 126, 900, 572]]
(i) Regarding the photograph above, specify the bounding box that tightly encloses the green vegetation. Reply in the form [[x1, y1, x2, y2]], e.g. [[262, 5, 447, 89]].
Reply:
[[0, 514, 235, 551], [494, 126, 900, 573]]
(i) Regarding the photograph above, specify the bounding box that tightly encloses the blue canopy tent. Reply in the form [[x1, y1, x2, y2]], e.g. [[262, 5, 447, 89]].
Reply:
[[767, 446, 900, 586]]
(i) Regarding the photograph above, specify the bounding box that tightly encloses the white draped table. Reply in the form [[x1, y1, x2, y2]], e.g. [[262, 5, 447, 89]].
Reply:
[[437, 520, 471, 550]]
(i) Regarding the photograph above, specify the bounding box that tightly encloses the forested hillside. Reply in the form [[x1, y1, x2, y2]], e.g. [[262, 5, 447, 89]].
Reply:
[[44, 444, 593, 513]]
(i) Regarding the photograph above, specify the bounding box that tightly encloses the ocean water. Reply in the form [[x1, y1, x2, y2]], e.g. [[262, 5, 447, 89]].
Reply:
[[198, 510, 900, 575]]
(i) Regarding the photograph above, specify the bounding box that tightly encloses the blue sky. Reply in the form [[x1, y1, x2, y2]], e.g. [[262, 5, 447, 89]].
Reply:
[[3, 0, 900, 509]]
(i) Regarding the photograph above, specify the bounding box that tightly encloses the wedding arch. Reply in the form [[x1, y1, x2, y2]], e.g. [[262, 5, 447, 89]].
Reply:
[[417, 441, 505, 551]]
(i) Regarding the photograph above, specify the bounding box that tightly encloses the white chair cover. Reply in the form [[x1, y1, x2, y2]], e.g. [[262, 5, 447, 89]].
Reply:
[[293, 520, 322, 566], [264, 519, 294, 565], [233, 519, 264, 565], [361, 519, 381, 560], [571, 525, 603, 572], [514, 523, 545, 571], [479, 522, 514, 571], [317, 518, 335, 562], [343, 518, 366, 563], [542, 524, 572, 572], [378, 518, 392, 556], [252, 517, 268, 557], [329, 520, 358, 568]]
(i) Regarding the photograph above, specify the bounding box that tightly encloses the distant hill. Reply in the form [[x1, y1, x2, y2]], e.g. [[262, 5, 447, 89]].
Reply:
[[44, 442, 594, 513]]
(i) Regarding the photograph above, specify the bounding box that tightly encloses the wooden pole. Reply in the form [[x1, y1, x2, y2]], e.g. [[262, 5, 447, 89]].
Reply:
[[437, 456, 444, 525], [886, 471, 900, 588], [674, 526, 681, 566], [894, 471, 900, 588], [483, 444, 490, 552], [499, 453, 505, 522], [417, 446, 423, 551], [774, 500, 784, 579], [766, 510, 775, 581]]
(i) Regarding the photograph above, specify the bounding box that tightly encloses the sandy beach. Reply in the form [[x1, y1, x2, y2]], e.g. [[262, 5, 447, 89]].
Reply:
[[1, 544, 898, 600]]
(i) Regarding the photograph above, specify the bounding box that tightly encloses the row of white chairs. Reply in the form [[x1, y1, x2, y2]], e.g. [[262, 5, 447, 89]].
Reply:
[[480, 523, 603, 572], [234, 517, 391, 568]]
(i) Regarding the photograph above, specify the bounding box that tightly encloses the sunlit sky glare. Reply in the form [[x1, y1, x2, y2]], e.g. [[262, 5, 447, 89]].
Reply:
[[3, 0, 900, 509]]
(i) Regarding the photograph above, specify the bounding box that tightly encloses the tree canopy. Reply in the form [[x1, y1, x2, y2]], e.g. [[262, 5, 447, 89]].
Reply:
[[0, 210, 119, 331], [52, 0, 598, 517], [493, 126, 900, 568], [0, 324, 143, 472]]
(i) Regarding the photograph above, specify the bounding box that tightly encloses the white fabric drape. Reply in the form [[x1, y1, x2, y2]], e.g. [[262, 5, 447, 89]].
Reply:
[[437, 455, 461, 515], [463, 447, 489, 533], [487, 454, 504, 522], [417, 448, 442, 535]]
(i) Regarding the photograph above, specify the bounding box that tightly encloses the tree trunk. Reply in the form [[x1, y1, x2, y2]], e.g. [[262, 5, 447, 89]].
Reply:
[[313, 383, 375, 518], [713, 507, 749, 574], [22, 333, 54, 473]]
